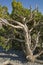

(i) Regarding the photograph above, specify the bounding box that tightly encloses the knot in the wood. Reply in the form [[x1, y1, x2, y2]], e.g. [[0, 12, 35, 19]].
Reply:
[[26, 55, 36, 62]]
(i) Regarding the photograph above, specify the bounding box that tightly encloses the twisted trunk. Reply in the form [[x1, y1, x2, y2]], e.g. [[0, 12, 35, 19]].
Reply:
[[23, 24, 35, 61], [0, 18, 43, 63]]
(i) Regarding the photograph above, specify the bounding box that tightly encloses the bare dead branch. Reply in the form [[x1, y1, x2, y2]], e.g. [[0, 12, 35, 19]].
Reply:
[[34, 51, 43, 58], [29, 21, 40, 32], [0, 18, 23, 29], [26, 18, 33, 24], [14, 38, 25, 42], [32, 32, 40, 52], [7, 18, 25, 27], [35, 59, 43, 64]]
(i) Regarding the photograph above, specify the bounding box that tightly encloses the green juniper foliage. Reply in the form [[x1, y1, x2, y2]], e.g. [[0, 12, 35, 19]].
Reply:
[[0, 0, 43, 51]]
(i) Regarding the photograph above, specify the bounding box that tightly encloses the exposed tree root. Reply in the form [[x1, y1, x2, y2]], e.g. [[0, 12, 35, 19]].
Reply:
[[35, 59, 43, 64]]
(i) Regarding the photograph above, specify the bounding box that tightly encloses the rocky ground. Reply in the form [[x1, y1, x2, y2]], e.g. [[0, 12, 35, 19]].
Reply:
[[0, 47, 43, 65]]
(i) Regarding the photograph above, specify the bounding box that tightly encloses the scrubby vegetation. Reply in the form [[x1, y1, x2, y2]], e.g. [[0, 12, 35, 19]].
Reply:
[[0, 0, 43, 63]]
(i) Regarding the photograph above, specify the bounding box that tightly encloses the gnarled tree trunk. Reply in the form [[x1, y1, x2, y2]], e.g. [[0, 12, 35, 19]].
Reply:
[[0, 18, 43, 63]]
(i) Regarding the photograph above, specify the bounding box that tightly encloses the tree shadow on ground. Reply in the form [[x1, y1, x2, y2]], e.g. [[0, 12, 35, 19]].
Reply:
[[0, 46, 27, 63]]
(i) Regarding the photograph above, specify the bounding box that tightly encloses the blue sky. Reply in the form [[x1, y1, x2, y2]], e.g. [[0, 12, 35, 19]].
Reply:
[[0, 0, 43, 14]]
